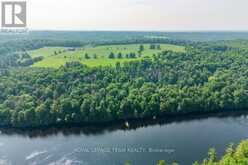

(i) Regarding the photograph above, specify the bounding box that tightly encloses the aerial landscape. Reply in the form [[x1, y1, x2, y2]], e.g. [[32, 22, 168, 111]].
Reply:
[[1, 0, 248, 165]]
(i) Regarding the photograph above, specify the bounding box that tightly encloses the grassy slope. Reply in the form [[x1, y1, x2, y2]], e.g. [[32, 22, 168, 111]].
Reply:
[[30, 44, 185, 68]]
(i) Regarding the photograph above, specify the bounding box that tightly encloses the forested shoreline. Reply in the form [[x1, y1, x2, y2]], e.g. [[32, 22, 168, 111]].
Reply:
[[126, 139, 248, 165], [1, 41, 248, 128]]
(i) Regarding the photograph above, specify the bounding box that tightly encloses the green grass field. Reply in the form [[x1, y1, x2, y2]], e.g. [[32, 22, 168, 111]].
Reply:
[[29, 44, 185, 68]]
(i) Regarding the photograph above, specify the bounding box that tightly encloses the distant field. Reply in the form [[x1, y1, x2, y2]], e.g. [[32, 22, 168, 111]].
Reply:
[[29, 44, 185, 68]]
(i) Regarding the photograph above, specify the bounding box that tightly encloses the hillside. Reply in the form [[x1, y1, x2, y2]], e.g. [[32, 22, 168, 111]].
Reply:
[[28, 44, 185, 68]]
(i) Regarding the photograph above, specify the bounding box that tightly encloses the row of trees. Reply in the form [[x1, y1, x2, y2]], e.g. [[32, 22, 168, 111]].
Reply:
[[150, 44, 161, 50], [108, 52, 138, 59]]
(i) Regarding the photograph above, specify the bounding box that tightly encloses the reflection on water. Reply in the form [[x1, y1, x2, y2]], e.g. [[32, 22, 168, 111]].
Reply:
[[1, 111, 248, 165], [1, 111, 248, 138]]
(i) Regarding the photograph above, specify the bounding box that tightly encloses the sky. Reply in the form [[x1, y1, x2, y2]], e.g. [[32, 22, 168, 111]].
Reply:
[[18, 0, 248, 31]]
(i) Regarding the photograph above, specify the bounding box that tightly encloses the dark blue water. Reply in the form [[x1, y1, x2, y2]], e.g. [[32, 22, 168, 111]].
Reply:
[[1, 113, 248, 165]]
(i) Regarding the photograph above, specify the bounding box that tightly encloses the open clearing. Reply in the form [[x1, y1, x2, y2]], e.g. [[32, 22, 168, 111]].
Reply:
[[29, 44, 185, 68]]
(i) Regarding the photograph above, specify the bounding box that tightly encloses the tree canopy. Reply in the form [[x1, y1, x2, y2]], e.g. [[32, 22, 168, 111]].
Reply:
[[0, 41, 248, 127]]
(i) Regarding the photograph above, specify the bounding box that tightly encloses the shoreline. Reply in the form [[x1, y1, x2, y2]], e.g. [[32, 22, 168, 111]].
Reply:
[[1, 109, 248, 137]]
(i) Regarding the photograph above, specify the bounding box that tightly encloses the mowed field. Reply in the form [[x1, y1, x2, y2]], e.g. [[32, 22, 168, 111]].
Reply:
[[29, 44, 185, 68]]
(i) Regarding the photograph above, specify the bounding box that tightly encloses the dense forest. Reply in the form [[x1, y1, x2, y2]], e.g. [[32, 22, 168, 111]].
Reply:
[[2, 31, 248, 42], [0, 37, 248, 127], [126, 139, 248, 165]]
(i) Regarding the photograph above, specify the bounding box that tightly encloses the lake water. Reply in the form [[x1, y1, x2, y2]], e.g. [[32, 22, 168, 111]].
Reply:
[[1, 113, 248, 165]]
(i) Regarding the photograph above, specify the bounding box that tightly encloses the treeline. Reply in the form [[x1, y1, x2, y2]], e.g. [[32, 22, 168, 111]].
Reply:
[[0, 39, 86, 68], [0, 39, 84, 56], [96, 38, 194, 47], [0, 43, 248, 127], [125, 139, 248, 165]]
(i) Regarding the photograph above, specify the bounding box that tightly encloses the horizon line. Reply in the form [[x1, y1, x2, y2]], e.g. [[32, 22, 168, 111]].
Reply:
[[20, 29, 248, 33]]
